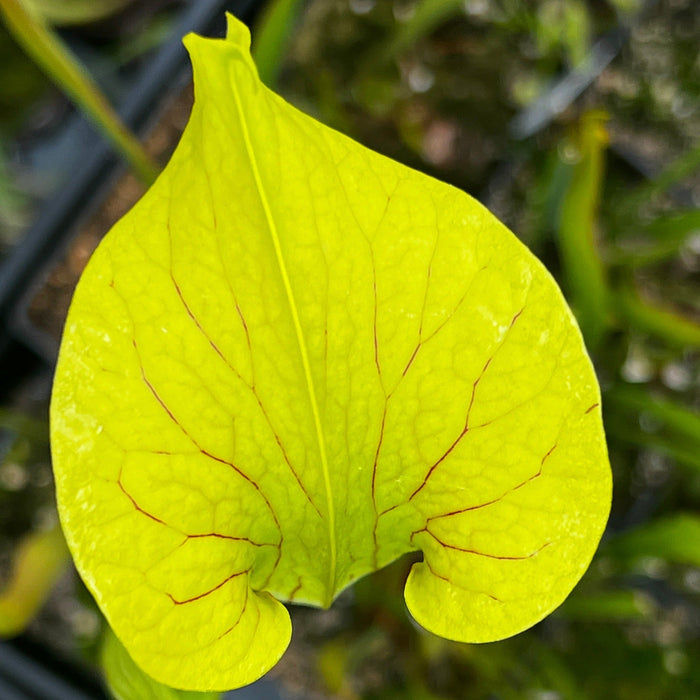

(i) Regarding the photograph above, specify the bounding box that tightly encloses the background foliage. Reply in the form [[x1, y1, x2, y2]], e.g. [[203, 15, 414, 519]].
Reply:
[[0, 0, 698, 698]]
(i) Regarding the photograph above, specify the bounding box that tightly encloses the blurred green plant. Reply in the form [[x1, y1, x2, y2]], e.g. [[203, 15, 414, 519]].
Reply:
[[0, 524, 68, 636], [0, 0, 158, 185], [604, 513, 700, 567], [0, 137, 30, 248], [19, 0, 135, 27], [0, 21, 47, 130], [0, 405, 67, 639], [556, 109, 610, 351], [252, 0, 307, 87]]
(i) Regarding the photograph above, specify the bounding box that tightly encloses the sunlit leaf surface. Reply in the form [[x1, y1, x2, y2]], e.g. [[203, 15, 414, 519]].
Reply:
[[51, 14, 611, 691], [101, 627, 221, 700]]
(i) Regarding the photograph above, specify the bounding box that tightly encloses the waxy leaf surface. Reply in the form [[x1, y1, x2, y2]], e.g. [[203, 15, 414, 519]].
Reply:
[[51, 15, 611, 692], [101, 627, 221, 700]]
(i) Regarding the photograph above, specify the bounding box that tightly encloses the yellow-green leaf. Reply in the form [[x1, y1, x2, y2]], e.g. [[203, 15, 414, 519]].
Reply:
[[101, 626, 221, 700], [51, 14, 611, 692]]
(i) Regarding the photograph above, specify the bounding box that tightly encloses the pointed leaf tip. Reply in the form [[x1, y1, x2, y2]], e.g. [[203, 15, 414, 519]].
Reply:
[[225, 12, 252, 50], [52, 12, 611, 691], [183, 15, 256, 83]]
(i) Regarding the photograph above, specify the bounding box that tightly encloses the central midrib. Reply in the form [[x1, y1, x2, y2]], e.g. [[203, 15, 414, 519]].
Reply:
[[230, 76, 337, 605]]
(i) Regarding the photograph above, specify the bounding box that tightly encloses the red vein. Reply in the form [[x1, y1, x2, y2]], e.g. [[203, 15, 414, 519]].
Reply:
[[251, 394, 322, 519], [235, 301, 252, 358], [424, 442, 557, 524], [185, 533, 274, 547], [406, 440, 559, 591], [397, 289, 469, 387], [393, 264, 488, 395], [135, 346, 282, 547], [372, 256, 382, 387], [118, 471, 274, 547], [370, 400, 389, 567], [426, 558, 449, 583], [371, 269, 480, 545], [167, 569, 249, 605], [371, 402, 388, 507], [408, 307, 524, 502], [346, 186, 393, 387], [111, 256, 283, 602], [585, 402, 599, 414], [217, 585, 249, 640], [169, 274, 321, 518], [288, 577, 302, 601], [117, 475, 167, 527], [416, 529, 551, 561], [401, 344, 421, 381], [406, 358, 485, 502], [372, 274, 494, 541], [396, 201, 441, 385], [424, 558, 502, 601], [196, 449, 282, 531], [167, 198, 297, 547]]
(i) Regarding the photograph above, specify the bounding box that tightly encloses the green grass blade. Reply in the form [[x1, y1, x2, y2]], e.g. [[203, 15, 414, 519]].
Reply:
[[558, 590, 653, 621], [379, 0, 463, 63], [605, 384, 700, 446], [556, 110, 610, 350], [604, 514, 700, 567], [611, 426, 700, 473], [608, 209, 700, 267], [621, 142, 700, 214], [613, 282, 700, 349], [251, 0, 305, 87], [0, 0, 159, 185]]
